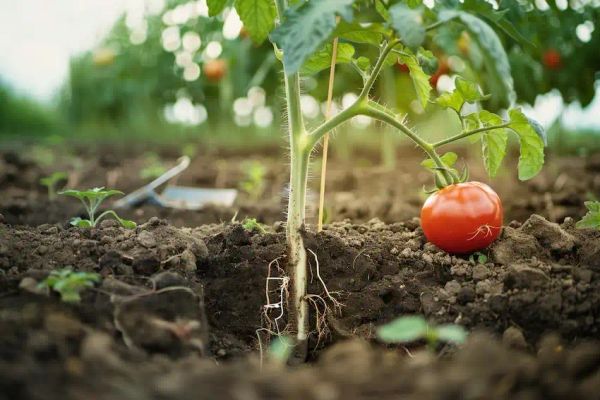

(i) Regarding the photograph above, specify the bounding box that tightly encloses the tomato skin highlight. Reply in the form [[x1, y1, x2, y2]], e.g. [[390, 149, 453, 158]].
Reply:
[[420, 182, 503, 254]]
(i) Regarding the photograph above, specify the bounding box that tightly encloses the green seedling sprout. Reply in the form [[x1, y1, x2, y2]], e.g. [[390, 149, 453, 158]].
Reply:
[[469, 252, 488, 264], [206, 0, 546, 359], [377, 315, 467, 350], [242, 217, 267, 233], [239, 161, 267, 200], [576, 201, 600, 229], [139, 153, 167, 180], [38, 267, 101, 303], [59, 187, 136, 228], [40, 172, 68, 201]]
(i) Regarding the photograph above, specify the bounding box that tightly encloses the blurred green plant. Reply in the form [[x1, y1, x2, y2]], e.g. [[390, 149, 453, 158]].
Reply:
[[242, 217, 267, 234], [239, 161, 267, 200], [40, 172, 68, 201], [38, 267, 101, 303], [576, 201, 600, 229], [139, 153, 167, 180], [377, 315, 467, 349]]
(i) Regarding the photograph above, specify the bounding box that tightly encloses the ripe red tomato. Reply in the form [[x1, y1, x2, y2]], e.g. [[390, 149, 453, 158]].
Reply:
[[420, 182, 503, 254], [543, 49, 561, 70], [203, 59, 227, 82]]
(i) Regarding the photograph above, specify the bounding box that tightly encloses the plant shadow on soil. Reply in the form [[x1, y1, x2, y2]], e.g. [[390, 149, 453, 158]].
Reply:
[[1, 211, 600, 399]]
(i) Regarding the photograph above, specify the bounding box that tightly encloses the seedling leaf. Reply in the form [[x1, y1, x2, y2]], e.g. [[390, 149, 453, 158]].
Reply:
[[576, 201, 600, 229], [242, 217, 267, 233], [508, 108, 545, 181], [436, 324, 468, 344], [38, 268, 101, 303], [270, 0, 354, 75], [377, 315, 428, 343], [234, 0, 277, 44]]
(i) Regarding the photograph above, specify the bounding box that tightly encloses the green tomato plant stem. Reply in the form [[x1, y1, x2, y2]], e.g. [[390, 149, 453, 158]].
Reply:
[[275, 0, 310, 360], [431, 123, 511, 148]]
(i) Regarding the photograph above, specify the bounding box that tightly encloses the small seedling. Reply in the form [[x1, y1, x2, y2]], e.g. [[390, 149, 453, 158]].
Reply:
[[242, 217, 267, 234], [139, 153, 167, 180], [59, 187, 136, 228], [377, 315, 467, 350], [576, 201, 600, 229], [239, 161, 266, 200], [469, 252, 488, 264], [38, 267, 101, 303], [268, 336, 294, 364], [40, 172, 68, 201]]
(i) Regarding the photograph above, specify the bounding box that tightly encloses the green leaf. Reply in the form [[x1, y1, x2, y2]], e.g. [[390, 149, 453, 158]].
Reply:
[[356, 56, 371, 71], [207, 0, 229, 16], [234, 0, 277, 44], [508, 108, 545, 181], [377, 315, 428, 343], [576, 201, 600, 229], [455, 77, 482, 102], [389, 4, 425, 51], [270, 0, 354, 75], [416, 48, 438, 75], [301, 43, 355, 75], [440, 10, 514, 109], [375, 0, 390, 21], [70, 217, 93, 228], [436, 90, 464, 113], [478, 110, 508, 178], [333, 21, 388, 45], [398, 51, 431, 109], [436, 324, 468, 344], [421, 152, 458, 169]]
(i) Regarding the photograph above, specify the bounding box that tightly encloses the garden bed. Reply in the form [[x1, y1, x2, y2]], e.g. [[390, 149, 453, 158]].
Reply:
[[1, 211, 599, 399]]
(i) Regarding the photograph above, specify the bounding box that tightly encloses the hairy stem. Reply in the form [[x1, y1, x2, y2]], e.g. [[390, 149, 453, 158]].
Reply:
[[275, 0, 309, 361], [358, 39, 401, 101], [432, 123, 511, 148], [362, 102, 454, 184]]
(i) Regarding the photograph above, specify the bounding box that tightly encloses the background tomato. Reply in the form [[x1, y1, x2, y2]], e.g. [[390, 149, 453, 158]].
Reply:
[[542, 49, 562, 70], [203, 59, 227, 82], [420, 182, 503, 254]]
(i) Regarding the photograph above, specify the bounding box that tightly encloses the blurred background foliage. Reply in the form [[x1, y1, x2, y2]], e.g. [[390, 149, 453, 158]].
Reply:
[[0, 0, 599, 156]]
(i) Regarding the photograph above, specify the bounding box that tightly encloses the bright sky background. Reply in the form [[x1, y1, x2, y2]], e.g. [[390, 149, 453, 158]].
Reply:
[[0, 0, 598, 131]]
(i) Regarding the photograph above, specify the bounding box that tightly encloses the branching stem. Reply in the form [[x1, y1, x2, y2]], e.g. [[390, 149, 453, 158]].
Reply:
[[432, 123, 511, 148]]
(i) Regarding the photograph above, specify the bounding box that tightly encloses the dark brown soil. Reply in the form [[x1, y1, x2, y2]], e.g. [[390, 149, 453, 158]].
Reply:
[[1, 212, 600, 399], [2, 147, 600, 228]]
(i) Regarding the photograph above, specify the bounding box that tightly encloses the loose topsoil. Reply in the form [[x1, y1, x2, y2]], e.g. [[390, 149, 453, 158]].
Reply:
[[2, 146, 600, 228], [1, 211, 600, 399]]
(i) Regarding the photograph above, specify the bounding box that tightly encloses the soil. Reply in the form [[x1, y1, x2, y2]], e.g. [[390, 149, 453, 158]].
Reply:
[[2, 146, 600, 228], [1, 143, 600, 399]]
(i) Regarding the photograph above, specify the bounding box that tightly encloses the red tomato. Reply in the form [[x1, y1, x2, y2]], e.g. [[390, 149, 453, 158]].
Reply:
[[543, 49, 561, 70], [203, 59, 227, 82], [420, 182, 503, 254], [429, 58, 449, 87]]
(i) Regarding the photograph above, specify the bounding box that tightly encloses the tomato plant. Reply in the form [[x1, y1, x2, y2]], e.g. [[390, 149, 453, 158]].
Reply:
[[206, 0, 546, 360], [421, 182, 503, 254]]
